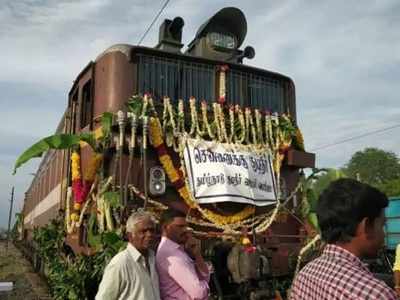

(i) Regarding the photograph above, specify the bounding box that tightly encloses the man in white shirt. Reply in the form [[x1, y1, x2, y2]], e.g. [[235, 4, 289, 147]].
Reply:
[[96, 211, 161, 300]]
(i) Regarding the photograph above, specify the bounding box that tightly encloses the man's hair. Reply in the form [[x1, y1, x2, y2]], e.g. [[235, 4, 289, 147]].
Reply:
[[159, 209, 186, 228], [316, 178, 388, 243], [126, 211, 154, 235]]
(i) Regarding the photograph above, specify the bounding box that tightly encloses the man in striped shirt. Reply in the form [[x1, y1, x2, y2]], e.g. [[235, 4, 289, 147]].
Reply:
[[290, 178, 397, 300]]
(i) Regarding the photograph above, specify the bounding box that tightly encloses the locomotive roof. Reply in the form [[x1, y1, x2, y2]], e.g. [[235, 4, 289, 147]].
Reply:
[[95, 43, 295, 83]]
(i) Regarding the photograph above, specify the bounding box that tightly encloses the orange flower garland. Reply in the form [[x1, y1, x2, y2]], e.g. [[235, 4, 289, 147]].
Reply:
[[71, 152, 81, 180], [70, 151, 103, 221], [71, 151, 83, 221], [149, 117, 255, 225]]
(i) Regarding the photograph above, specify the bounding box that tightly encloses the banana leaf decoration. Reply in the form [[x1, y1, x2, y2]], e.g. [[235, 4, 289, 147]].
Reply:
[[301, 168, 347, 231], [87, 212, 102, 252], [307, 213, 319, 231], [99, 111, 113, 142], [126, 95, 144, 116], [13, 112, 113, 175], [13, 132, 95, 175]]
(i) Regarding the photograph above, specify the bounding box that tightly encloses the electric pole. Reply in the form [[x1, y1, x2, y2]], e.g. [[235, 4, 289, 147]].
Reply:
[[6, 186, 15, 253]]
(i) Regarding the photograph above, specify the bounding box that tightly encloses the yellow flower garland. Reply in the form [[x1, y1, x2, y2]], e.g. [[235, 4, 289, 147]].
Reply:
[[159, 155, 182, 186], [149, 117, 255, 225], [71, 151, 81, 180], [198, 205, 255, 226]]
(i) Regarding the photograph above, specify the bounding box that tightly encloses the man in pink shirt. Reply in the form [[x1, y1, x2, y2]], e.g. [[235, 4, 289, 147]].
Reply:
[[156, 209, 210, 300]]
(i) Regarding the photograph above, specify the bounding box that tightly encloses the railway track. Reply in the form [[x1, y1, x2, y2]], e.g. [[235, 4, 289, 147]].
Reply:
[[0, 241, 51, 300]]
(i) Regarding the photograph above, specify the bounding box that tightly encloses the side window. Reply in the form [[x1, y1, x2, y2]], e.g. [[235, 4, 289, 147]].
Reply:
[[70, 89, 79, 134], [80, 80, 93, 129]]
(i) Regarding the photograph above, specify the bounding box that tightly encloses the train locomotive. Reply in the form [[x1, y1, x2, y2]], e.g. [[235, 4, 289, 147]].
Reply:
[[18, 7, 315, 299]]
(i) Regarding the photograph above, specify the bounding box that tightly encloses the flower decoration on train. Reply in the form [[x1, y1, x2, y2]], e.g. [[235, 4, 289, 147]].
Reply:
[[128, 94, 304, 230], [149, 116, 255, 226], [70, 150, 103, 220], [13, 93, 306, 235]]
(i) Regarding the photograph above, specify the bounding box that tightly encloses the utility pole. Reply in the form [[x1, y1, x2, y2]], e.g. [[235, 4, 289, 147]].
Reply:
[[6, 186, 15, 253], [356, 172, 361, 182]]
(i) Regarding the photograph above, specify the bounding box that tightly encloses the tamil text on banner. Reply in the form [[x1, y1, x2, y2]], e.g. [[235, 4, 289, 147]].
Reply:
[[183, 139, 277, 206]]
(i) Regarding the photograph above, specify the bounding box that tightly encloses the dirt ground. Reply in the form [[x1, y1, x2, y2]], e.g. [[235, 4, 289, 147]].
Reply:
[[0, 241, 51, 300]]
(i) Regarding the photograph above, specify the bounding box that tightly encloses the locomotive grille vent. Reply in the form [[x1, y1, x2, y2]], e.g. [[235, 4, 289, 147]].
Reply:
[[137, 53, 292, 113]]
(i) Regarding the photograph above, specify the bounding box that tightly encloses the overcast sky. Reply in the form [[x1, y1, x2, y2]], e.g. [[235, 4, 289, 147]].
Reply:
[[1, 0, 399, 228]]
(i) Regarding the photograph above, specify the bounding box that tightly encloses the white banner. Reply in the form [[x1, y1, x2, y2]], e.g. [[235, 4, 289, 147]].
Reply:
[[183, 139, 277, 206]]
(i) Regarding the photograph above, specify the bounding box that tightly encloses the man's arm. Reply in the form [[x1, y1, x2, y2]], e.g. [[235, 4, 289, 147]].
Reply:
[[95, 262, 121, 300], [165, 255, 209, 299], [185, 237, 210, 280], [193, 253, 211, 280]]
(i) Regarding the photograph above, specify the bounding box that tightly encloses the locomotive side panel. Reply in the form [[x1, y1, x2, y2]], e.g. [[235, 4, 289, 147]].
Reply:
[[93, 47, 136, 118], [22, 119, 68, 238]]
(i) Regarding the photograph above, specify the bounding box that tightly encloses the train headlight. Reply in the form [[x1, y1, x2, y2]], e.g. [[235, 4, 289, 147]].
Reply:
[[149, 166, 166, 195], [208, 32, 236, 50], [186, 7, 251, 62]]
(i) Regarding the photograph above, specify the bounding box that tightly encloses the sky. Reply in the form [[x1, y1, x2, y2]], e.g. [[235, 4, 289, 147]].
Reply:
[[1, 0, 399, 228]]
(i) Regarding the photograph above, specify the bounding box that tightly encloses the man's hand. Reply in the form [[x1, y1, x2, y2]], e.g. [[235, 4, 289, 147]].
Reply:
[[184, 235, 201, 259], [184, 234, 210, 278]]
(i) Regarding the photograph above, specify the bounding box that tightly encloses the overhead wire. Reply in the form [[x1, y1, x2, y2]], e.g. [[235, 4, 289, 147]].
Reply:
[[135, 0, 399, 154], [137, 0, 171, 45], [310, 123, 400, 151]]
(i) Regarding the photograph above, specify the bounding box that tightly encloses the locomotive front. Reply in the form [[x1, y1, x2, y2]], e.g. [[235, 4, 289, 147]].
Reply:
[[88, 7, 314, 298]]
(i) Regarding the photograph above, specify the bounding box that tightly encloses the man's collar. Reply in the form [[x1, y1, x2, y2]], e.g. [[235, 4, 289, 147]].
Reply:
[[161, 236, 183, 250], [324, 244, 366, 267], [127, 243, 153, 262]]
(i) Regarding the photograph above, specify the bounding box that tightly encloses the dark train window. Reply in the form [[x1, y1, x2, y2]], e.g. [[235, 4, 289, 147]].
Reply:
[[137, 54, 215, 103], [80, 80, 93, 129], [136, 53, 293, 113], [226, 70, 289, 113]]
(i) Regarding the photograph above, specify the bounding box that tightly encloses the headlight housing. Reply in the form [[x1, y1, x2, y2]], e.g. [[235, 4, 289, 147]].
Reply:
[[149, 166, 166, 195]]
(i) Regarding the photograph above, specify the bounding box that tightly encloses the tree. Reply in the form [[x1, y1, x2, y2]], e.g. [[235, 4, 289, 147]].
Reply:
[[300, 168, 346, 231], [378, 178, 400, 197], [343, 147, 400, 187], [311, 168, 347, 198]]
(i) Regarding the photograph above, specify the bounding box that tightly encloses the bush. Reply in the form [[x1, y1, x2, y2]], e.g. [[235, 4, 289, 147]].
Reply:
[[33, 218, 126, 300]]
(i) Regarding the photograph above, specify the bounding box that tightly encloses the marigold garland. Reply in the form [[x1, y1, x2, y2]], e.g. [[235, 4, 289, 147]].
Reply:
[[131, 96, 307, 228], [149, 117, 255, 225], [71, 151, 103, 203], [159, 155, 181, 185], [198, 204, 255, 226], [71, 152, 81, 180]]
